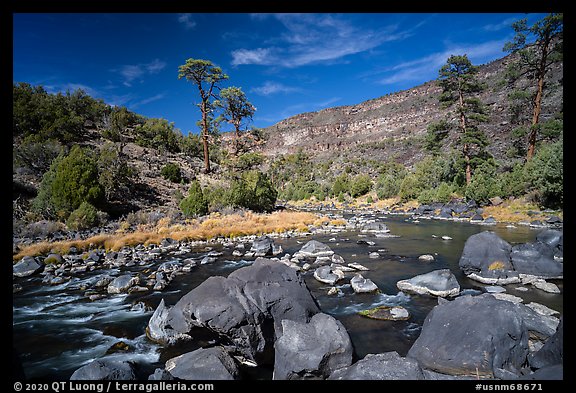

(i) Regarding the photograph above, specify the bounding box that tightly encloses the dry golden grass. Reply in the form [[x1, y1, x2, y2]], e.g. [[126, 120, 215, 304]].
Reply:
[[13, 211, 322, 262], [488, 261, 506, 271], [482, 198, 561, 223]]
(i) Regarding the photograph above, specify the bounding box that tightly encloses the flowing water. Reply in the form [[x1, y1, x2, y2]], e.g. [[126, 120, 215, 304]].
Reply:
[[12, 214, 563, 380]]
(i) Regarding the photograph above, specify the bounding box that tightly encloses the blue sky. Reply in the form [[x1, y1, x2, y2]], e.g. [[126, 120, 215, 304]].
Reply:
[[13, 13, 546, 135]]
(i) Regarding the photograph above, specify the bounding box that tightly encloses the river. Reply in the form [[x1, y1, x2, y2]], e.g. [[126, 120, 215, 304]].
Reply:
[[12, 213, 563, 380]]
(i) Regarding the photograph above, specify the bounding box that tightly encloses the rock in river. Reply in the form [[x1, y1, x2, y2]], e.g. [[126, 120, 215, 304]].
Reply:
[[313, 266, 344, 285], [360, 222, 390, 234], [250, 236, 275, 257], [458, 231, 520, 284], [350, 274, 379, 293], [298, 240, 334, 258], [407, 293, 545, 378], [396, 269, 460, 298], [510, 242, 563, 279], [328, 352, 424, 380], [147, 258, 319, 364], [274, 313, 352, 380], [107, 274, 140, 294], [70, 359, 136, 380], [359, 305, 410, 321], [165, 347, 240, 380], [13, 256, 43, 277]]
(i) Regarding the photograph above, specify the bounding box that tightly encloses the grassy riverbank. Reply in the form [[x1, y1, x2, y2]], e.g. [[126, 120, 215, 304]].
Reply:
[[13, 211, 343, 261], [286, 194, 562, 224]]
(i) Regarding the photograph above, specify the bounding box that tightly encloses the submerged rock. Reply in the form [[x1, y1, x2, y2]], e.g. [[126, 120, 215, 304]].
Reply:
[[358, 305, 410, 321]]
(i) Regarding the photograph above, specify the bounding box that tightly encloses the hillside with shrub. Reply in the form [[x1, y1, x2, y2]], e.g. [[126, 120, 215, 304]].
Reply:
[[13, 27, 563, 242]]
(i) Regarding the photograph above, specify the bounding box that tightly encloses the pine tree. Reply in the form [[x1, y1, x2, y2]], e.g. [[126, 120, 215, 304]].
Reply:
[[503, 13, 563, 160], [438, 55, 489, 185]]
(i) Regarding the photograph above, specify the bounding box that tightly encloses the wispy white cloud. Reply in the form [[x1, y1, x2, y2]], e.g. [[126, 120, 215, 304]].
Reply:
[[231, 48, 274, 66], [133, 93, 166, 108], [481, 16, 519, 32], [114, 59, 167, 87], [178, 13, 197, 29], [375, 39, 507, 86], [250, 81, 300, 96], [231, 14, 418, 68]]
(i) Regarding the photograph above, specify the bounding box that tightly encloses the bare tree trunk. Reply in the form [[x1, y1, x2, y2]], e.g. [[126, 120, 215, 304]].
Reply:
[[201, 102, 211, 173], [234, 125, 240, 155], [527, 74, 545, 160], [458, 89, 472, 185]]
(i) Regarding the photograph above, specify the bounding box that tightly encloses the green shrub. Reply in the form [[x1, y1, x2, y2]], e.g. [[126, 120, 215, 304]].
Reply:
[[375, 163, 407, 199], [203, 185, 230, 212], [366, 196, 374, 204], [13, 135, 64, 175], [179, 180, 208, 217], [161, 163, 182, 183], [135, 118, 181, 153], [228, 170, 277, 212], [97, 143, 135, 201], [417, 188, 436, 205], [33, 146, 103, 219], [399, 174, 420, 202], [497, 163, 527, 198], [350, 174, 372, 198], [332, 174, 350, 197], [235, 152, 264, 171], [465, 164, 501, 205], [435, 182, 454, 203], [524, 141, 563, 209], [66, 201, 99, 230]]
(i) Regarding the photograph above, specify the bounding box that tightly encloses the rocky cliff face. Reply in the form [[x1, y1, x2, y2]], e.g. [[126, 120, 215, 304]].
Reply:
[[257, 53, 563, 166]]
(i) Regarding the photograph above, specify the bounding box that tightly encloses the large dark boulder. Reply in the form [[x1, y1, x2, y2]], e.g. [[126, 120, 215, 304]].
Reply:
[[165, 347, 240, 380], [274, 313, 353, 380], [13, 256, 43, 277], [407, 294, 529, 378], [458, 231, 519, 284], [328, 352, 424, 380], [536, 229, 563, 258], [528, 318, 563, 370], [250, 236, 274, 256], [70, 359, 136, 380], [147, 258, 319, 364], [518, 364, 563, 380], [510, 242, 563, 278]]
